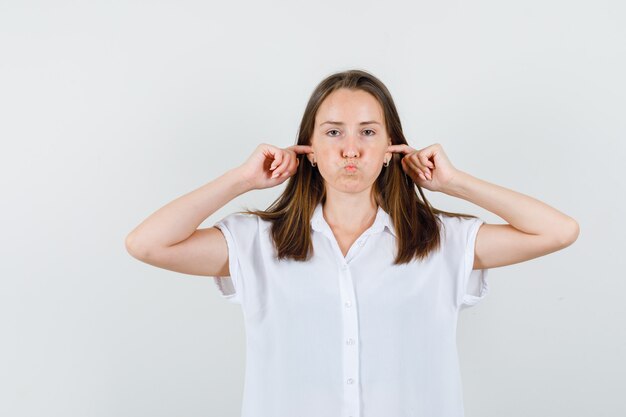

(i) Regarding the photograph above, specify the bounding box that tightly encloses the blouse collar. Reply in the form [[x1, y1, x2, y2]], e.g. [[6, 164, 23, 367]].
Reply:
[[310, 201, 396, 238]]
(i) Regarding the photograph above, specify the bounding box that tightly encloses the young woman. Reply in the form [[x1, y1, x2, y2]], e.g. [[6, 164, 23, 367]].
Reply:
[[126, 69, 579, 417]]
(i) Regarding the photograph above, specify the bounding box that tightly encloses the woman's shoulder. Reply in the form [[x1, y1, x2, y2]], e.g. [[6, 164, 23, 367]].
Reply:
[[435, 212, 484, 245], [215, 211, 262, 233], [436, 212, 482, 226]]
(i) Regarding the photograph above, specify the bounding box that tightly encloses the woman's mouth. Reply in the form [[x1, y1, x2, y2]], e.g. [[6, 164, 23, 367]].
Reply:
[[344, 165, 357, 172]]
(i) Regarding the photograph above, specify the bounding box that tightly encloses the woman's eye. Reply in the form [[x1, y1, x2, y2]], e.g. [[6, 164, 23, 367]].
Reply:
[[326, 129, 376, 137]]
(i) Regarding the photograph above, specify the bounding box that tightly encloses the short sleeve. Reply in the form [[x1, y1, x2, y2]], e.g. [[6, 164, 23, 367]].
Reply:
[[459, 217, 489, 310], [438, 214, 490, 311], [211, 213, 257, 305]]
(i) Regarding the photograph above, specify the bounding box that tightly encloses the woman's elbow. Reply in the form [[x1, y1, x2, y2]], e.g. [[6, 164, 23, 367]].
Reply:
[[559, 218, 580, 248]]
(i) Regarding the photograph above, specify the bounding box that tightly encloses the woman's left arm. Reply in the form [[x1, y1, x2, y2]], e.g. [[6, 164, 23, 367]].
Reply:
[[388, 142, 580, 270], [444, 170, 580, 270]]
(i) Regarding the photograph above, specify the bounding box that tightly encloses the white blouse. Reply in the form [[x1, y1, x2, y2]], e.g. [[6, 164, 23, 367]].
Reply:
[[212, 202, 489, 417]]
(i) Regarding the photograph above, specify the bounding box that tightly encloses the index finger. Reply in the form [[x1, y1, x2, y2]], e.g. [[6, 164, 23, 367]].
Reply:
[[287, 145, 314, 154], [387, 144, 416, 155]]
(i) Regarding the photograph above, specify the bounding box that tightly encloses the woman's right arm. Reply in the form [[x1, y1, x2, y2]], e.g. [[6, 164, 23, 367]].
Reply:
[[124, 143, 310, 277], [124, 167, 253, 276]]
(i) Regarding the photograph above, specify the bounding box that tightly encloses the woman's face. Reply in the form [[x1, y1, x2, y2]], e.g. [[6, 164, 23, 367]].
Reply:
[[308, 88, 392, 194]]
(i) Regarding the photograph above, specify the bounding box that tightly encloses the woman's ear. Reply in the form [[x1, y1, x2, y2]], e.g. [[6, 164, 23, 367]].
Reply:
[[385, 138, 393, 162]]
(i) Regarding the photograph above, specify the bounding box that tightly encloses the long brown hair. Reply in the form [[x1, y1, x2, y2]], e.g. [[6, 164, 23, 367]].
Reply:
[[238, 69, 478, 264]]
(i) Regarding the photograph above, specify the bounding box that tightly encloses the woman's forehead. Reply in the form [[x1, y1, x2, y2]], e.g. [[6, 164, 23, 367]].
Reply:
[[316, 90, 384, 126]]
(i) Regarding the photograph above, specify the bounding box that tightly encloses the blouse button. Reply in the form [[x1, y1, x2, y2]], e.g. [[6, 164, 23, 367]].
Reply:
[[344, 301, 352, 308], [346, 338, 354, 345], [347, 378, 354, 384]]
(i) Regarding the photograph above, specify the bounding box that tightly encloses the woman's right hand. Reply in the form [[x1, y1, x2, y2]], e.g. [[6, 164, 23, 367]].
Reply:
[[236, 143, 314, 190]]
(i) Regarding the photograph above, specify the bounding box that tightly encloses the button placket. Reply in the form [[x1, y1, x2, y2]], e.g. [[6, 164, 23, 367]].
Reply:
[[338, 263, 360, 417]]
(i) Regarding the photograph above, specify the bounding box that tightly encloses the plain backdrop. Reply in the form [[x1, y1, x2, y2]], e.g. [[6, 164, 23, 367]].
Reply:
[[1, 0, 624, 416]]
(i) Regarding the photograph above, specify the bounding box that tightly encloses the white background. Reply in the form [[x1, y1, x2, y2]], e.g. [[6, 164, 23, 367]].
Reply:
[[1, 0, 624, 416]]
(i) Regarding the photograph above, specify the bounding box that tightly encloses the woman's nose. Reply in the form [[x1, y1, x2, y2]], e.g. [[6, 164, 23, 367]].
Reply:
[[342, 133, 360, 157]]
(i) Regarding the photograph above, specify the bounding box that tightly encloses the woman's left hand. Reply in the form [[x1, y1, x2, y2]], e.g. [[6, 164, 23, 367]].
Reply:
[[387, 143, 460, 192]]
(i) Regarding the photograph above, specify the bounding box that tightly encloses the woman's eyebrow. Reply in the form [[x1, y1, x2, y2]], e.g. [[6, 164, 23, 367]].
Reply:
[[320, 120, 381, 126]]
